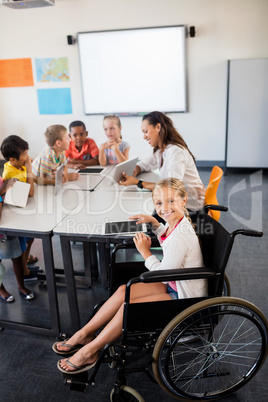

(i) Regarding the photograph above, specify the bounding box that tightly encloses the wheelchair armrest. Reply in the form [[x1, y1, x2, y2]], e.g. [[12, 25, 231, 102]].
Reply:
[[122, 235, 160, 247], [138, 267, 216, 283]]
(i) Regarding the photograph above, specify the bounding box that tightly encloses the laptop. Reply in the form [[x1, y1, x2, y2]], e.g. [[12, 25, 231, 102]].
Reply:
[[106, 156, 139, 185], [54, 164, 64, 195], [4, 180, 31, 208], [103, 220, 147, 236]]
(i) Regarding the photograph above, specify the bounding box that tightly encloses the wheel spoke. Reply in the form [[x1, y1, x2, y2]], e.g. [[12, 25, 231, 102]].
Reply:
[[153, 299, 268, 400]]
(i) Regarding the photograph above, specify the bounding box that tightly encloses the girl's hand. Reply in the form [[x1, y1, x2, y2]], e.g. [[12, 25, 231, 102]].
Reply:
[[133, 232, 152, 260], [132, 165, 141, 177], [110, 141, 119, 151], [100, 142, 110, 150], [129, 214, 155, 225], [130, 214, 160, 230], [118, 173, 138, 187]]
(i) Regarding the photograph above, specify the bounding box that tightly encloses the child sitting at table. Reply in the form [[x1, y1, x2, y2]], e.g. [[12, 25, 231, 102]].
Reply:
[[99, 114, 130, 166], [0, 177, 34, 301], [1, 135, 34, 196], [32, 124, 79, 185], [65, 120, 99, 170], [1, 135, 40, 281], [54, 178, 207, 374]]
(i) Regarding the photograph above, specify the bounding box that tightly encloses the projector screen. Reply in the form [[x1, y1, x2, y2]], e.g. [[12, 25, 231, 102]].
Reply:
[[78, 26, 187, 115]]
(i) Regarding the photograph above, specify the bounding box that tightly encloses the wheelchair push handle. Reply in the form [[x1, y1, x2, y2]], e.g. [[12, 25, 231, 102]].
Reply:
[[232, 229, 263, 238], [204, 204, 228, 213]]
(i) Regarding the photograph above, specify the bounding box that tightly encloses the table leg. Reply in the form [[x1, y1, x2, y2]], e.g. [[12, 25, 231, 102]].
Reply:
[[83, 242, 92, 287], [98, 241, 110, 288], [42, 234, 61, 336]]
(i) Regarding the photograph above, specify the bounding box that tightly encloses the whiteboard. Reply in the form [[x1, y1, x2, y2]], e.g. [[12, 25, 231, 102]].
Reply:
[[78, 26, 187, 115], [226, 58, 268, 168]]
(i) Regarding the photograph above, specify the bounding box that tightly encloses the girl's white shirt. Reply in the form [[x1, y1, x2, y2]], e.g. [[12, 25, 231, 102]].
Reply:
[[137, 144, 205, 211], [145, 217, 208, 299]]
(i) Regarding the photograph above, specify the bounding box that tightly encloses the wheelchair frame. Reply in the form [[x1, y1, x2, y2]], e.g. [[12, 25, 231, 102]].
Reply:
[[63, 205, 268, 401]]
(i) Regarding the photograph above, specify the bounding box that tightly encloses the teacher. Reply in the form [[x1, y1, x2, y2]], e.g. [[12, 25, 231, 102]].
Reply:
[[119, 111, 205, 218]]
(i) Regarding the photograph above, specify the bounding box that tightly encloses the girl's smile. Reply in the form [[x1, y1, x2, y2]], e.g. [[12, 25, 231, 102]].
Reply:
[[153, 186, 187, 229]]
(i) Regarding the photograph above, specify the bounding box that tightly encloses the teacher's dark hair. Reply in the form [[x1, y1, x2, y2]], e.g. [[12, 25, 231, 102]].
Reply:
[[142, 111, 195, 162]]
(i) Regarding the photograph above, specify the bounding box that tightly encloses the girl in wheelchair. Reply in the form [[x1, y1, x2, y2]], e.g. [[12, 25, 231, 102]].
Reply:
[[54, 178, 207, 374]]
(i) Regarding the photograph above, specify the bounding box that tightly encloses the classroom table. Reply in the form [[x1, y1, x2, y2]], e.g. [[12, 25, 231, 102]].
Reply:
[[96, 170, 162, 191], [0, 184, 88, 336], [53, 190, 155, 332], [63, 165, 114, 191]]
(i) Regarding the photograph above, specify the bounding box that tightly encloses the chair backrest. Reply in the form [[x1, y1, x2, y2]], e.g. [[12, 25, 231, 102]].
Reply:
[[196, 211, 234, 296], [205, 166, 223, 221]]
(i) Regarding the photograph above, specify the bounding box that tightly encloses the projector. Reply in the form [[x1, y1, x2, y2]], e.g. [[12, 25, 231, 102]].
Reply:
[[1, 0, 55, 9]]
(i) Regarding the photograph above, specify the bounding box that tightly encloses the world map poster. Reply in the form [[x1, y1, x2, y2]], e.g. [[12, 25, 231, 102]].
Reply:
[[35, 57, 69, 82]]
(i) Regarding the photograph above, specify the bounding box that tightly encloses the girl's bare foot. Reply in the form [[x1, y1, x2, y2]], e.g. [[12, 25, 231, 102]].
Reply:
[[59, 346, 98, 372], [56, 330, 94, 353]]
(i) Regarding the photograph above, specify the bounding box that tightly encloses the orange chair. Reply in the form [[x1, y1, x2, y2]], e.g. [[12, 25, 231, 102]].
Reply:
[[204, 166, 223, 221]]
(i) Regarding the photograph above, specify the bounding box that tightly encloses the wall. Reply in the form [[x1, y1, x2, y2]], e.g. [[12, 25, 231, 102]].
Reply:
[[0, 0, 267, 163]]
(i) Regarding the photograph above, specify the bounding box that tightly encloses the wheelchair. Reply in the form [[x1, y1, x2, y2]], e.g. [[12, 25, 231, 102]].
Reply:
[[63, 205, 268, 401]]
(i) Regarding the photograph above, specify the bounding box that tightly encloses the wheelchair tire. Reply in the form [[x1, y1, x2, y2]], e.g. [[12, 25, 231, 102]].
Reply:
[[152, 297, 268, 400], [110, 385, 145, 402]]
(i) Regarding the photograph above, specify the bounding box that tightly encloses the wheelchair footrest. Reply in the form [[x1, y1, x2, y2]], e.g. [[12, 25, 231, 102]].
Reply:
[[63, 372, 90, 392]]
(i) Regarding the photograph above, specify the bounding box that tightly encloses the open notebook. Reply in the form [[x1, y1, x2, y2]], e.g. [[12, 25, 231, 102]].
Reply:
[[4, 180, 31, 208]]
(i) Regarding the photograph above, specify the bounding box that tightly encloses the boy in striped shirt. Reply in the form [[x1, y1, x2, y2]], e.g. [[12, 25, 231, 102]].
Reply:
[[32, 124, 79, 185]]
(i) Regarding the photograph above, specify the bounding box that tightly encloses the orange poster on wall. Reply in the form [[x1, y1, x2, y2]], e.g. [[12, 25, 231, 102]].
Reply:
[[0, 58, 34, 87]]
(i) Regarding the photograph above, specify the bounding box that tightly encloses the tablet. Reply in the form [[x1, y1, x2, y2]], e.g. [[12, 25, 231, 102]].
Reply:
[[4, 180, 31, 208], [78, 167, 105, 174], [104, 220, 147, 236], [55, 164, 64, 195], [107, 156, 139, 185]]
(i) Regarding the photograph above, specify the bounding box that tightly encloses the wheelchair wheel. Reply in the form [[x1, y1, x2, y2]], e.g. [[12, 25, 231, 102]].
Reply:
[[110, 385, 145, 402], [222, 273, 231, 296], [152, 297, 268, 400]]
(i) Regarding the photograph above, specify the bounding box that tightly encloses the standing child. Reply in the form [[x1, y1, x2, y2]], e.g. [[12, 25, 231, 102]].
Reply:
[[0, 177, 34, 301], [65, 120, 99, 170], [54, 178, 207, 374], [99, 114, 130, 166], [32, 124, 79, 185], [1, 135, 39, 282]]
